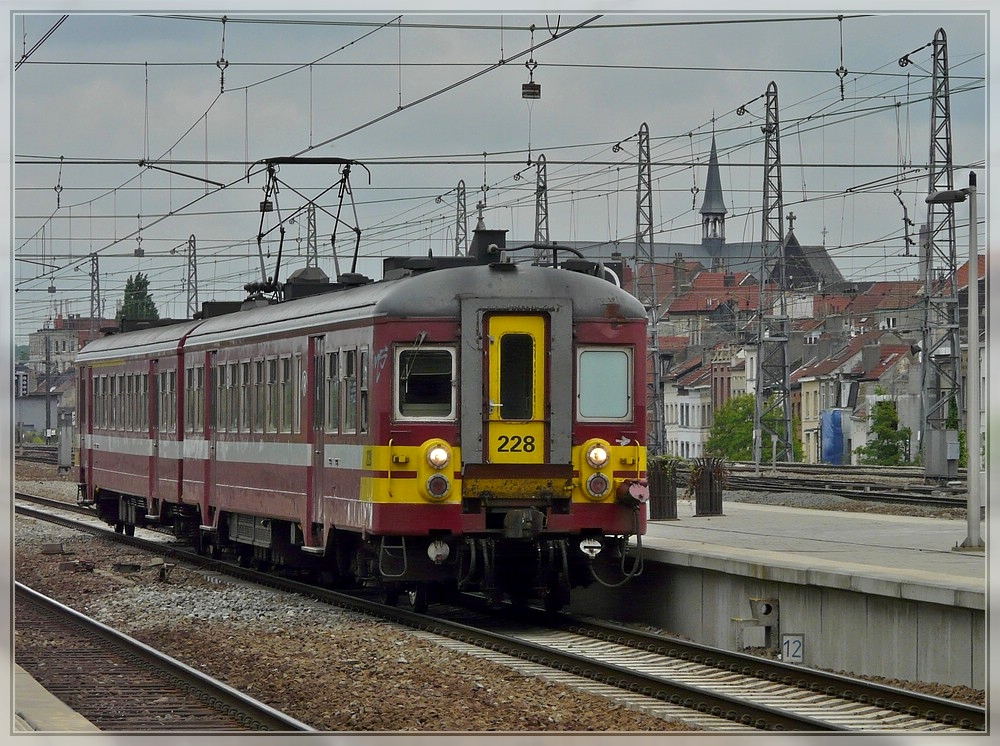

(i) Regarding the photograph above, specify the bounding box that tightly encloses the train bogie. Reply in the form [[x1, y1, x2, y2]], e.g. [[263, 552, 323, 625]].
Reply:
[[76, 227, 648, 610]]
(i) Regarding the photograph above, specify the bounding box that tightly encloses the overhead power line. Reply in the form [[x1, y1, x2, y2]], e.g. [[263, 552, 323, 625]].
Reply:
[[15, 15, 68, 70]]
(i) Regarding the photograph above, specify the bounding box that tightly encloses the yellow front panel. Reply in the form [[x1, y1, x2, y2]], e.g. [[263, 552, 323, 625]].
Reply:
[[486, 315, 547, 464]]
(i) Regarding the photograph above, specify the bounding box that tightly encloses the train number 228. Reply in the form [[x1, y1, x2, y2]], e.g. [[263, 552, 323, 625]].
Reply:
[[496, 434, 536, 453]]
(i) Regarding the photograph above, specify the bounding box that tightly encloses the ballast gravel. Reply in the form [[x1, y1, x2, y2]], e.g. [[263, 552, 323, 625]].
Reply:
[[14, 460, 984, 730], [13, 465, 688, 732]]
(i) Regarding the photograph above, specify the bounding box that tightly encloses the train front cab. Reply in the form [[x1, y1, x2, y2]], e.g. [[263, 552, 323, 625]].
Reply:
[[452, 294, 648, 608]]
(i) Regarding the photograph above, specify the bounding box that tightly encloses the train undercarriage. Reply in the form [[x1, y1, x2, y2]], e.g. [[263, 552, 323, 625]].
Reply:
[[84, 488, 641, 613]]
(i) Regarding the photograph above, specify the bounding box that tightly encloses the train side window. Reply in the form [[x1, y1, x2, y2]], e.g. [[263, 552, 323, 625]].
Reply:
[[140, 373, 149, 431], [344, 349, 357, 433], [96, 376, 105, 429], [109, 375, 118, 429], [240, 362, 251, 432], [228, 362, 239, 432], [215, 362, 227, 432], [313, 353, 325, 431], [395, 347, 455, 420], [158, 371, 169, 432], [576, 347, 633, 421], [499, 334, 533, 420], [185, 366, 194, 431], [118, 374, 126, 430], [125, 375, 134, 431], [280, 356, 293, 433], [196, 366, 204, 432], [267, 358, 279, 433], [253, 360, 265, 432], [79, 372, 88, 428], [359, 348, 368, 434], [325, 351, 340, 433], [186, 365, 204, 433]]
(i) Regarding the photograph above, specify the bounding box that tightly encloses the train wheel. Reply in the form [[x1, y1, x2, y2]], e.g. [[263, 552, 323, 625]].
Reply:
[[114, 521, 125, 534], [124, 523, 135, 537], [380, 586, 400, 607], [543, 575, 570, 613], [406, 585, 428, 614]]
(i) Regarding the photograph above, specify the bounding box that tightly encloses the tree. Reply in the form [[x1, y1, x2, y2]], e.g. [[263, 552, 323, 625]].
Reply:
[[855, 400, 911, 465], [116, 272, 160, 322], [705, 393, 803, 462], [705, 393, 755, 461]]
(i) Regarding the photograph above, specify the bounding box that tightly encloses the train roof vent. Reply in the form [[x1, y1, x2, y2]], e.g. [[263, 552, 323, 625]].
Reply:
[[335, 272, 372, 287], [282, 266, 333, 301]]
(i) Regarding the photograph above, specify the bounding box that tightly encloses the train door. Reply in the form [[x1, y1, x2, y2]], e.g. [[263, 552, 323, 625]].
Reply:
[[484, 314, 548, 463], [148, 359, 159, 504], [306, 335, 325, 547], [79, 365, 93, 498], [203, 351, 216, 529]]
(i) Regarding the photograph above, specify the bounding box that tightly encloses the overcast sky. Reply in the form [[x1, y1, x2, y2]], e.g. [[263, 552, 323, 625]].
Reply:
[[8, 5, 990, 346]]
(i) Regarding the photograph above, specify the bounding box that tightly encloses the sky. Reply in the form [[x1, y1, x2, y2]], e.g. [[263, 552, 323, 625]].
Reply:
[[8, 5, 990, 347]]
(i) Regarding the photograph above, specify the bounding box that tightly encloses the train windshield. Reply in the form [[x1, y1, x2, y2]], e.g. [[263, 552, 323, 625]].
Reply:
[[396, 347, 455, 419], [577, 347, 633, 420]]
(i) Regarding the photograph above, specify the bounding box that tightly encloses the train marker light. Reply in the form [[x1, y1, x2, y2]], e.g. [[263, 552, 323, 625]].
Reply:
[[586, 472, 611, 498], [426, 474, 451, 499]]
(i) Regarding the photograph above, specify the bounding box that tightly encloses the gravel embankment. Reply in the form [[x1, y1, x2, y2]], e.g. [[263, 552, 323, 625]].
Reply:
[[13, 462, 688, 732], [14, 460, 984, 725]]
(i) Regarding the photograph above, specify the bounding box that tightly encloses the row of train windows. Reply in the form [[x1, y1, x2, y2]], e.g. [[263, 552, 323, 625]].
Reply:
[[209, 349, 367, 435], [86, 343, 632, 432], [90, 347, 369, 436]]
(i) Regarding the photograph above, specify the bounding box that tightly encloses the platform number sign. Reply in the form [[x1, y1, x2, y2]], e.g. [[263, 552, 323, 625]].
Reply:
[[781, 634, 804, 664]]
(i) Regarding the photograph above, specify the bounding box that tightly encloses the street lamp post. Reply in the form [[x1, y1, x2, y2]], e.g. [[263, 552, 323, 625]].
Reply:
[[925, 171, 984, 551]]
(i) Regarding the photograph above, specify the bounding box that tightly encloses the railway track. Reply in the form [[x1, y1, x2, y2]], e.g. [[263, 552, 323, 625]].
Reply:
[[15, 582, 313, 732], [666, 462, 968, 509], [14, 492, 985, 733], [15, 444, 59, 465]]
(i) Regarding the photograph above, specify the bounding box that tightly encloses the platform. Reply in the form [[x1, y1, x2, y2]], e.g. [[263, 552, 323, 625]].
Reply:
[[13, 664, 100, 732], [574, 498, 986, 688]]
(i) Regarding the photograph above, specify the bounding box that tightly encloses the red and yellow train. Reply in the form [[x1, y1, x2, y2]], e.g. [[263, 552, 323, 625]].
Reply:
[[76, 227, 648, 611]]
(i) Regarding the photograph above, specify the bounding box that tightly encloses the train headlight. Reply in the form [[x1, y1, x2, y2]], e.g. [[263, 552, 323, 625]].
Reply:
[[586, 472, 611, 498], [586, 443, 610, 469], [426, 443, 451, 470]]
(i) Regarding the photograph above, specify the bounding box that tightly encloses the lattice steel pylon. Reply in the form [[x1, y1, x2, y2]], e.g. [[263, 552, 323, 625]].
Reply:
[[305, 202, 318, 268], [919, 27, 963, 479], [533, 154, 552, 265], [185, 234, 199, 319], [455, 180, 468, 256], [752, 81, 793, 471], [88, 253, 101, 337], [631, 122, 663, 456]]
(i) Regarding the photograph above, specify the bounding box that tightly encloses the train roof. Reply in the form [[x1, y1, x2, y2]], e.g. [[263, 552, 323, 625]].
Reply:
[[75, 318, 203, 363], [77, 262, 646, 363]]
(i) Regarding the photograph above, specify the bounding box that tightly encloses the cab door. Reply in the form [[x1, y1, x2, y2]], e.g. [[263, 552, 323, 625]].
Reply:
[[484, 314, 548, 463]]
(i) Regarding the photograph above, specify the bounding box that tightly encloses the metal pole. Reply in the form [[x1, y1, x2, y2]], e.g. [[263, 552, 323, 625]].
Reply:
[[958, 171, 983, 550]]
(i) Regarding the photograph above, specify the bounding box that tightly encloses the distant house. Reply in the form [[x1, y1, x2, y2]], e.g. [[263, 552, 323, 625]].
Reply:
[[793, 329, 921, 464], [850, 344, 920, 465], [662, 355, 712, 459]]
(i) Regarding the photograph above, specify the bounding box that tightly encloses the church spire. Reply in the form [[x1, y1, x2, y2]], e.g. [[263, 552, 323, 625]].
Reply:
[[699, 136, 727, 243]]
